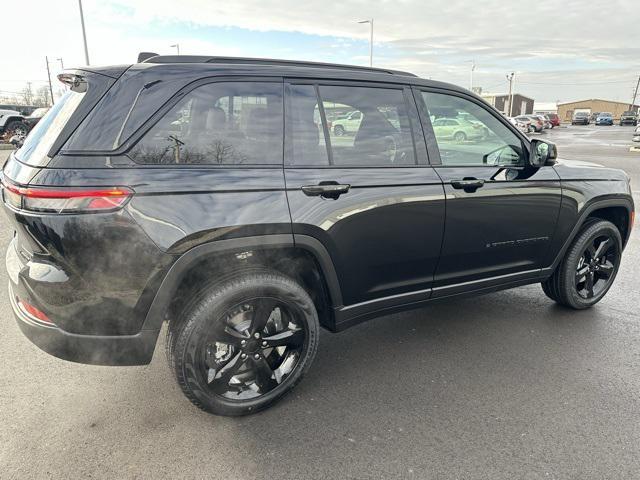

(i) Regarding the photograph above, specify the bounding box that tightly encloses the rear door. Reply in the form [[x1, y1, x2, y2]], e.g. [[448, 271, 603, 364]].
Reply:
[[284, 80, 445, 310], [415, 88, 562, 296]]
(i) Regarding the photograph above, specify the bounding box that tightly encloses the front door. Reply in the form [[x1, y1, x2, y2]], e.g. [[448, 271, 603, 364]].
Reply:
[[415, 88, 562, 296], [284, 81, 446, 309]]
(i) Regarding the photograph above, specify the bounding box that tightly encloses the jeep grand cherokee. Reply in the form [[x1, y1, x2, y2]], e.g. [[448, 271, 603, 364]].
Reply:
[[2, 55, 634, 416]]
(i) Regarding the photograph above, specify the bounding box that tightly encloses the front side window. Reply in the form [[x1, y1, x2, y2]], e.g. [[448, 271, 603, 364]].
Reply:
[[421, 91, 525, 167], [287, 84, 416, 166], [130, 82, 283, 165]]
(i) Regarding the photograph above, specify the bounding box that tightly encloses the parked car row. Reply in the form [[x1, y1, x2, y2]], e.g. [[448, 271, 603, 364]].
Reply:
[[512, 114, 557, 133], [572, 110, 638, 126]]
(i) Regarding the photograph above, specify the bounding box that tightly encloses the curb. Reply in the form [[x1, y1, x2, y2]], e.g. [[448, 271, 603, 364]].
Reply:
[[0, 144, 15, 151]]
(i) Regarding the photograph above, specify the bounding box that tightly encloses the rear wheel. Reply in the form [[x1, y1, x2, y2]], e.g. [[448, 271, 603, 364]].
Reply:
[[169, 270, 319, 416], [541, 220, 622, 309], [4, 120, 27, 136]]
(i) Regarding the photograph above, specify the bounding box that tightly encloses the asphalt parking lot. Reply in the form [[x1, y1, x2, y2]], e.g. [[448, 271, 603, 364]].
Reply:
[[1, 125, 639, 479]]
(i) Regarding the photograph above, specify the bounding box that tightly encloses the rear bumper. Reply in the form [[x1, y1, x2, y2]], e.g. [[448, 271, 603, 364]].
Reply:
[[6, 237, 159, 366], [9, 284, 158, 365]]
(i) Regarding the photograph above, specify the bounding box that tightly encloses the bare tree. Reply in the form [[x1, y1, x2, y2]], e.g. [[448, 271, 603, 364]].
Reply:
[[21, 84, 34, 105], [34, 86, 51, 107]]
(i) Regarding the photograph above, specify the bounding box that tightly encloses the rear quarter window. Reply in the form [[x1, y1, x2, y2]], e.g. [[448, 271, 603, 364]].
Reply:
[[128, 81, 283, 165], [15, 90, 85, 166]]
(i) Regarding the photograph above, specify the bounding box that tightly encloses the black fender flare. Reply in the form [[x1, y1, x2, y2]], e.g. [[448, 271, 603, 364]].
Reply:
[[140, 233, 343, 332], [2, 116, 25, 128], [546, 196, 634, 274]]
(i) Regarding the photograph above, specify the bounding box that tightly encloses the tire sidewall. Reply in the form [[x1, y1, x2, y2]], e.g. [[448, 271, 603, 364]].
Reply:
[[173, 273, 319, 416], [561, 221, 622, 309]]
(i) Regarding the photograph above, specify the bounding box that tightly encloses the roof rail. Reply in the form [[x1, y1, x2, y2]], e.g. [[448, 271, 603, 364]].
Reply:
[[141, 55, 417, 77]]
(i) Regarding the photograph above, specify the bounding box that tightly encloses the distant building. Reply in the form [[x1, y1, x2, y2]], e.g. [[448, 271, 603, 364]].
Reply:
[[533, 102, 558, 114], [557, 99, 639, 122], [480, 93, 534, 116]]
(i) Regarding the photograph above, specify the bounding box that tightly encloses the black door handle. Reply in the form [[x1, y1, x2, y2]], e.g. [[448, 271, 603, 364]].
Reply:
[[450, 178, 485, 192], [301, 183, 351, 199]]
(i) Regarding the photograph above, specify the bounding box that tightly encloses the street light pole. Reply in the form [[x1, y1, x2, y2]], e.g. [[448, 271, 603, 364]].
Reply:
[[45, 56, 55, 106], [57, 58, 64, 70], [78, 0, 90, 65], [468, 60, 476, 91], [358, 19, 373, 67], [171, 44, 180, 55], [506, 72, 515, 116]]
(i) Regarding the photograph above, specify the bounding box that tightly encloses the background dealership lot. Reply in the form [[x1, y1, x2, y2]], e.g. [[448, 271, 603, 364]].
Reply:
[[1, 125, 639, 478]]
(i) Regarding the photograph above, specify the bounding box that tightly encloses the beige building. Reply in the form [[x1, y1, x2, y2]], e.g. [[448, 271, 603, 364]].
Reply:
[[557, 99, 639, 122]]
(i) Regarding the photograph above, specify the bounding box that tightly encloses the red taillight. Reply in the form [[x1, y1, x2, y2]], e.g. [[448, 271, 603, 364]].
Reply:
[[631, 211, 635, 230], [1, 180, 133, 214], [18, 298, 53, 325]]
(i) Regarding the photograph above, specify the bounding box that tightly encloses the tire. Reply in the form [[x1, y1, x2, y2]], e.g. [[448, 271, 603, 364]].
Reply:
[[453, 131, 466, 142], [541, 219, 622, 309], [334, 125, 345, 136], [4, 120, 27, 136], [169, 270, 319, 416]]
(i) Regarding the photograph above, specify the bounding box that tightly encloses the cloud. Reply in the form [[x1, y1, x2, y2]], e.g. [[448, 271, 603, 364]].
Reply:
[[2, 0, 638, 103]]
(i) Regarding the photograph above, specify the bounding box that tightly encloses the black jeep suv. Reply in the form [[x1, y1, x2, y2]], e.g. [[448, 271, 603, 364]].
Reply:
[[2, 56, 634, 416]]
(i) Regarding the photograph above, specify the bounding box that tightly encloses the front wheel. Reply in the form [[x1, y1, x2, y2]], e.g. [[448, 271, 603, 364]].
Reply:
[[542, 220, 622, 309], [169, 270, 320, 416], [453, 131, 467, 142], [4, 120, 27, 137]]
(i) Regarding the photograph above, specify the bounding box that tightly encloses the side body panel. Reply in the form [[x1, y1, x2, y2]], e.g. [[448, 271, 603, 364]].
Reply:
[[433, 165, 562, 293], [286, 167, 446, 307]]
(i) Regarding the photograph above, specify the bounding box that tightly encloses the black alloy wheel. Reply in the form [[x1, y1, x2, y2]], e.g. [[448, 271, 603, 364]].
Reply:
[[169, 270, 319, 416], [198, 297, 305, 399], [541, 219, 622, 309], [574, 235, 617, 300]]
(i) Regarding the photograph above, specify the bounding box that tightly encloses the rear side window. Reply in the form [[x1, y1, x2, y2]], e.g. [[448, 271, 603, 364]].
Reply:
[[129, 82, 283, 165], [287, 84, 416, 166], [15, 90, 85, 165]]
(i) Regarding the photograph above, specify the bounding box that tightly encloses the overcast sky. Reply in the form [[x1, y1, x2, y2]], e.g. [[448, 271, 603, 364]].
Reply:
[[2, 0, 639, 104]]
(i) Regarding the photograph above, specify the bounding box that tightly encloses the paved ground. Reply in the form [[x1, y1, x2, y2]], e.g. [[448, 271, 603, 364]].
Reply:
[[1, 125, 639, 479]]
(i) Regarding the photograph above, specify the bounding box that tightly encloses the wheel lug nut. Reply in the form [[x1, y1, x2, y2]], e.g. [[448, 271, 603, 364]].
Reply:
[[240, 340, 246, 346], [254, 353, 260, 359], [241, 353, 247, 359], [254, 333, 260, 339], [262, 341, 267, 347]]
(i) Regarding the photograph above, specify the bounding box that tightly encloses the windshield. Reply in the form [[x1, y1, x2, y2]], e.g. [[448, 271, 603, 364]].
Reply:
[[15, 90, 85, 165], [599, 112, 612, 117], [575, 112, 588, 117]]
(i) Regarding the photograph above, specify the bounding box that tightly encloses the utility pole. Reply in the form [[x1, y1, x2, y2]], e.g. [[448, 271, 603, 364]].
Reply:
[[358, 19, 373, 67], [470, 61, 475, 91], [631, 75, 640, 111], [506, 72, 515, 116], [78, 0, 90, 65], [45, 56, 55, 106]]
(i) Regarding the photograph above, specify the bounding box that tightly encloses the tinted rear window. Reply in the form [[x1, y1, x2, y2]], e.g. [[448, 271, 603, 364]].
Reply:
[[62, 67, 207, 153], [129, 82, 283, 165], [15, 90, 85, 166]]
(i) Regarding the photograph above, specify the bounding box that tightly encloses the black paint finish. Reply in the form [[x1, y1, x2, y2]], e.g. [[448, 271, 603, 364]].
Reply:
[[2, 61, 634, 366]]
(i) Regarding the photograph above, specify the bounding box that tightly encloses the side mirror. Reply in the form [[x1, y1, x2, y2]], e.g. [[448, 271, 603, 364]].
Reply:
[[529, 139, 557, 167]]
